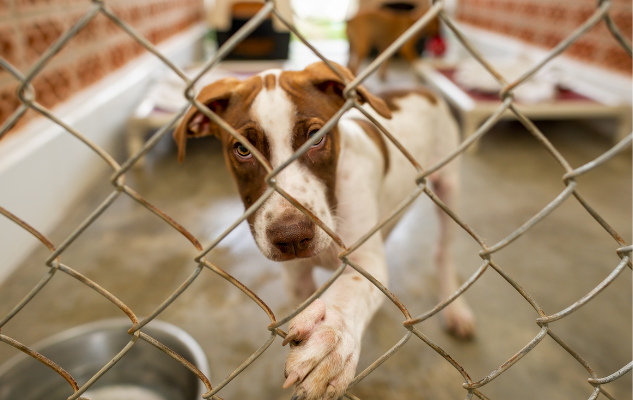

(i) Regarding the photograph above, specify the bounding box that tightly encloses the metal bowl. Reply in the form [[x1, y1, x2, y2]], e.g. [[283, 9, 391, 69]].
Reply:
[[0, 319, 209, 400]]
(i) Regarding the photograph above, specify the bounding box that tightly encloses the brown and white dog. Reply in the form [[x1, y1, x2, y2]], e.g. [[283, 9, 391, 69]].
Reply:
[[173, 61, 474, 400], [346, 3, 440, 80]]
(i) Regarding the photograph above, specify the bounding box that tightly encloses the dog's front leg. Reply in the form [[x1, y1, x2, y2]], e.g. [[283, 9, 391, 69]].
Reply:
[[282, 242, 387, 400], [282, 125, 387, 399], [282, 260, 316, 304]]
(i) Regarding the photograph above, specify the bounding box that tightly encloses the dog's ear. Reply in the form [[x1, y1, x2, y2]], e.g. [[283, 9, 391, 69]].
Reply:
[[304, 61, 392, 119], [173, 77, 240, 162]]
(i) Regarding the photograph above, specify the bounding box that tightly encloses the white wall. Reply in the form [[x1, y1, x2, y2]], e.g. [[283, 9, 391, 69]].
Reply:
[[0, 25, 205, 284]]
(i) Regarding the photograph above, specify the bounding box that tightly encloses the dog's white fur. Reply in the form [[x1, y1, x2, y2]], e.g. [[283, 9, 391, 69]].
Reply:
[[250, 71, 335, 260], [249, 71, 473, 399], [175, 63, 474, 400]]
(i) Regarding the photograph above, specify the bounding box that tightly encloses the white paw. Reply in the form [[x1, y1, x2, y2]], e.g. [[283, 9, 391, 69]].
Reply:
[[282, 299, 359, 400], [441, 297, 476, 339]]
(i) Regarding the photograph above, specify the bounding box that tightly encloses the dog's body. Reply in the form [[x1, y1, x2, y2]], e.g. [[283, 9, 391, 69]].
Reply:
[[346, 4, 440, 80], [174, 62, 474, 400]]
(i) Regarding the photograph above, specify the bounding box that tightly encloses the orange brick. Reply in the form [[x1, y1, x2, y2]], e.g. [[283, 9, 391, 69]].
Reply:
[[0, 0, 10, 16], [0, 82, 21, 129], [21, 15, 65, 64], [32, 65, 75, 108], [603, 44, 633, 73], [0, 23, 18, 67], [0, 0, 208, 129], [15, 0, 62, 12], [75, 53, 106, 89], [73, 12, 108, 45], [566, 38, 599, 60]]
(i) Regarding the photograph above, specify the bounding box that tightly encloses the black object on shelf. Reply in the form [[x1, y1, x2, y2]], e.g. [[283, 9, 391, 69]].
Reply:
[[216, 17, 290, 60]]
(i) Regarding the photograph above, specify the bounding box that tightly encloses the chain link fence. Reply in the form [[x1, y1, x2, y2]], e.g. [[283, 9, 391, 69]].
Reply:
[[0, 0, 631, 399]]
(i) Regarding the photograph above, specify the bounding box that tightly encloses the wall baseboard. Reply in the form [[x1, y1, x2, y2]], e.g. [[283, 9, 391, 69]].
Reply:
[[0, 24, 206, 284]]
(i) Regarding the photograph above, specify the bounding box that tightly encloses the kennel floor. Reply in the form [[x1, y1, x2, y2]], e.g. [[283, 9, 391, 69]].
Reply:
[[0, 114, 630, 399]]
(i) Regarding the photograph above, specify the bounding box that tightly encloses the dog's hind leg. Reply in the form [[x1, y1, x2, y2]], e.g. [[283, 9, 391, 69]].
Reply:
[[430, 171, 476, 339]]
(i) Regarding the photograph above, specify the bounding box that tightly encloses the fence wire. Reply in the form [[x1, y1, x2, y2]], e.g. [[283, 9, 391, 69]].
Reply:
[[0, 0, 632, 399]]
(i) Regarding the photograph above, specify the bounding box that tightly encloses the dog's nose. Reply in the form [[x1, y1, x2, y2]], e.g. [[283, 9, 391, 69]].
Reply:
[[266, 216, 315, 259]]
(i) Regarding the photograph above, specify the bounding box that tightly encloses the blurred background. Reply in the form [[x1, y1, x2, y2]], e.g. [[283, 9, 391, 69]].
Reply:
[[0, 0, 631, 399]]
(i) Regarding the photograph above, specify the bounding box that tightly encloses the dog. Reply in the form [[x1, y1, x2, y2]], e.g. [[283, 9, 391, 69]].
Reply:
[[346, 2, 441, 80], [173, 61, 474, 400]]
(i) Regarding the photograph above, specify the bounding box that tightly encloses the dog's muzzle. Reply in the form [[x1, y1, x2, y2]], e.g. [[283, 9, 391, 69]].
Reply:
[[266, 214, 316, 261]]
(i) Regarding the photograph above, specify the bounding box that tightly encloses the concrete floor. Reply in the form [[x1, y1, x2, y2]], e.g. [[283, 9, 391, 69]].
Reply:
[[0, 70, 631, 399]]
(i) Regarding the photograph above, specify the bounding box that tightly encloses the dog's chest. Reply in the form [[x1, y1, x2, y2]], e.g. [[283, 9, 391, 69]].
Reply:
[[338, 99, 438, 218]]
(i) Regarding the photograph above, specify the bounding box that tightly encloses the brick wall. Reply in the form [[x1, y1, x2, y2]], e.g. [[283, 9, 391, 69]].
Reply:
[[456, 0, 632, 75], [0, 0, 204, 134]]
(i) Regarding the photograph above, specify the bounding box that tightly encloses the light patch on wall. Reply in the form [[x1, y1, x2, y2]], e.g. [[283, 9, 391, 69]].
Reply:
[[291, 0, 351, 22]]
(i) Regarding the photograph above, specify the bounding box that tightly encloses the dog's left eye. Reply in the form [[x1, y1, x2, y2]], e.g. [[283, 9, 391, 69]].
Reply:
[[234, 142, 252, 159], [308, 129, 324, 147]]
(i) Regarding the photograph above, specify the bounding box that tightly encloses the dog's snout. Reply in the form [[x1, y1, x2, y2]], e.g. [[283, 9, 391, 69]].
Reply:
[[266, 216, 315, 260]]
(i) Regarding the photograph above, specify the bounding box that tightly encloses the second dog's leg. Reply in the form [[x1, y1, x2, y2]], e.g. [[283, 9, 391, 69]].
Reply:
[[431, 173, 476, 339], [399, 38, 420, 68], [377, 54, 391, 81], [347, 41, 368, 76]]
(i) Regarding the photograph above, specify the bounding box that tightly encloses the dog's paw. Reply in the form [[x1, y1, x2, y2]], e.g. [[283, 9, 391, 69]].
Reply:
[[441, 297, 476, 339], [282, 299, 359, 400]]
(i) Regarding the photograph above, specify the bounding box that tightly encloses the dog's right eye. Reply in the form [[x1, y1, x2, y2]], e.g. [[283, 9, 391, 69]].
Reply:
[[307, 129, 325, 147], [234, 142, 252, 159]]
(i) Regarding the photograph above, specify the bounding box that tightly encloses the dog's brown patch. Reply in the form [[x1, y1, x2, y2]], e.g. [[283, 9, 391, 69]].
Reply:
[[264, 74, 276, 91], [277, 62, 392, 211], [172, 75, 271, 214], [350, 118, 389, 174], [278, 71, 343, 212], [379, 88, 438, 112]]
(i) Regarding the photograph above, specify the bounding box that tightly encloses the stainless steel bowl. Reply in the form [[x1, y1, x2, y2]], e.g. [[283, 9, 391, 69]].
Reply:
[[0, 319, 209, 400]]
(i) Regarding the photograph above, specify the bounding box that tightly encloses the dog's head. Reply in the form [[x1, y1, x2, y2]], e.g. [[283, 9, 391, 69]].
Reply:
[[173, 61, 391, 261]]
